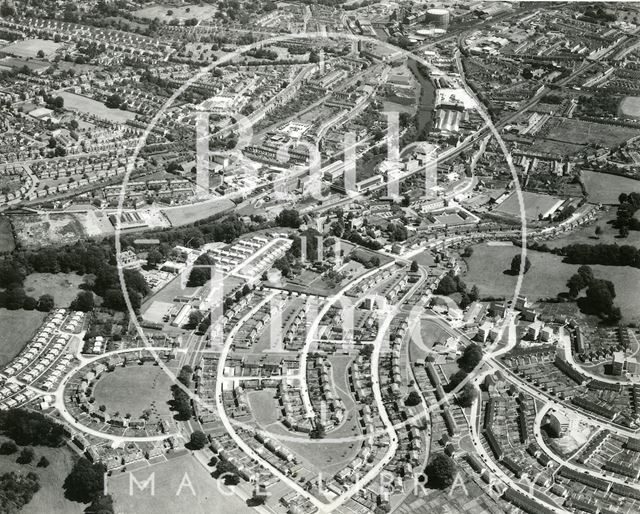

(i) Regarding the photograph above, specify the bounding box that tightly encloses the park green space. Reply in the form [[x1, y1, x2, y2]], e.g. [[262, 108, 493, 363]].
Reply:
[[463, 243, 640, 323], [0, 216, 15, 252], [23, 273, 85, 308], [107, 453, 253, 514], [0, 437, 83, 514], [92, 364, 174, 421], [58, 92, 135, 124], [619, 96, 640, 119]]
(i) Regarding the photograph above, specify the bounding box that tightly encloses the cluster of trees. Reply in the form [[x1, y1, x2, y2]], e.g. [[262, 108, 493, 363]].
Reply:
[[170, 365, 193, 421], [616, 192, 640, 238], [509, 254, 532, 275], [309, 423, 326, 439], [435, 272, 479, 309], [424, 453, 457, 489], [187, 253, 216, 287], [458, 344, 484, 373], [0, 471, 40, 513], [212, 459, 241, 486], [387, 222, 408, 242], [0, 409, 65, 447], [560, 243, 640, 268], [246, 48, 279, 60], [566, 265, 621, 321], [0, 241, 149, 313], [275, 209, 302, 229], [188, 430, 208, 450], [63, 457, 110, 509], [105, 94, 124, 109], [404, 390, 422, 407]]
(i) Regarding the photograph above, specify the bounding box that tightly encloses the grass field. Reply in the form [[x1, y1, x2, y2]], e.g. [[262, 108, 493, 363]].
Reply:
[[582, 170, 640, 205], [58, 92, 135, 123], [11, 213, 86, 249], [546, 209, 640, 249], [0, 438, 83, 514], [0, 216, 15, 252], [162, 197, 235, 227], [542, 118, 638, 151], [92, 364, 174, 421], [23, 273, 84, 307], [133, 4, 218, 20], [495, 191, 564, 221], [0, 309, 46, 366], [463, 244, 640, 322], [0, 38, 61, 58], [619, 96, 640, 119], [107, 453, 253, 514]]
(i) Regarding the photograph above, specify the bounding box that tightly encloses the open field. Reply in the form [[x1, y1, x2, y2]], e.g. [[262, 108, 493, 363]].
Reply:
[[619, 96, 640, 119], [582, 170, 640, 205], [540, 118, 638, 152], [0, 437, 83, 514], [495, 191, 564, 221], [133, 4, 218, 20], [0, 215, 15, 252], [0, 308, 47, 366], [162, 197, 236, 227], [24, 273, 84, 307], [546, 209, 640, 249], [463, 244, 640, 322], [58, 92, 135, 123], [0, 38, 61, 58], [11, 213, 86, 249], [93, 364, 174, 421], [107, 453, 253, 514]]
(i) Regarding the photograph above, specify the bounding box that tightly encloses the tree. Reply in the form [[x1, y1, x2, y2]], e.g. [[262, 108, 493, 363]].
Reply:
[[456, 383, 477, 408], [577, 265, 594, 285], [63, 458, 106, 503], [404, 391, 422, 407], [22, 296, 37, 310], [567, 274, 585, 298], [189, 430, 208, 450], [37, 294, 55, 312], [70, 291, 94, 312], [275, 209, 301, 228], [0, 440, 17, 455], [462, 246, 474, 258], [435, 274, 457, 295], [37, 456, 50, 468], [458, 344, 483, 373], [469, 285, 480, 302], [510, 254, 531, 275], [410, 260, 419, 272], [37, 49, 45, 58], [16, 447, 35, 464], [595, 225, 603, 238], [85, 494, 115, 514], [105, 94, 122, 109], [310, 423, 326, 439], [424, 453, 457, 489], [585, 279, 617, 318]]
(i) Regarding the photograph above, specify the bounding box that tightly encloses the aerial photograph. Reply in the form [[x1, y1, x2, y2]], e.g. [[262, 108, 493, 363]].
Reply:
[[1, 0, 640, 513]]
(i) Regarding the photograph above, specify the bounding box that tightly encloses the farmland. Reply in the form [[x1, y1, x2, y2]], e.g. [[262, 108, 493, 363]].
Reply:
[[582, 170, 640, 205], [463, 244, 640, 323], [0, 309, 47, 367]]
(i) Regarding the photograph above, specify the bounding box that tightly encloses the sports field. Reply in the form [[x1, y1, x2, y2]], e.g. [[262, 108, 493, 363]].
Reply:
[[619, 96, 640, 119], [58, 92, 135, 123], [495, 191, 564, 221], [0, 309, 47, 366], [162, 197, 235, 227], [133, 4, 218, 20], [0, 38, 61, 58], [92, 364, 174, 421], [582, 170, 640, 205]]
